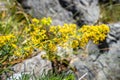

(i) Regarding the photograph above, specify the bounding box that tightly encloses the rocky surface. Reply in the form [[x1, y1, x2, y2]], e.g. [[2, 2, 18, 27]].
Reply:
[[19, 0, 74, 25], [70, 22, 120, 80], [7, 51, 52, 80], [59, 0, 100, 25], [19, 0, 100, 25]]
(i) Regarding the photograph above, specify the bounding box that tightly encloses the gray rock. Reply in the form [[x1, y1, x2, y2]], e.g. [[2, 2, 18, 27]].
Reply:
[[9, 51, 52, 79], [107, 22, 120, 44], [73, 0, 100, 25], [19, 0, 74, 25], [19, 0, 100, 25]]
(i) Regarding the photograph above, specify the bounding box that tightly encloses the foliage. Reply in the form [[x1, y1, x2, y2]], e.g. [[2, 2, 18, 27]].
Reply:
[[22, 18, 109, 62], [0, 17, 110, 75], [11, 74, 31, 80], [10, 71, 75, 80], [0, 0, 31, 75], [99, 1, 120, 23], [38, 71, 75, 80]]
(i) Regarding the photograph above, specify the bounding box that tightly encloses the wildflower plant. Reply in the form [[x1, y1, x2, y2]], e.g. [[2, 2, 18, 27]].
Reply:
[[23, 17, 110, 64], [0, 16, 110, 75]]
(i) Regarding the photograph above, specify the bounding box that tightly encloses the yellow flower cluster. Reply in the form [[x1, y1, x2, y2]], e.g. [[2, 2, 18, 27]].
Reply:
[[50, 24, 77, 45], [32, 17, 52, 25], [0, 34, 15, 48], [78, 24, 110, 47], [25, 18, 50, 49], [24, 18, 79, 60], [23, 18, 110, 60], [41, 17, 52, 26], [0, 17, 110, 62], [49, 24, 110, 49]]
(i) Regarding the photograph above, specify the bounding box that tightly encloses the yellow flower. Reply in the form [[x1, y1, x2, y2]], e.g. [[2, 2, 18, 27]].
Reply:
[[71, 40, 79, 48], [77, 24, 110, 47], [0, 34, 15, 47], [12, 44, 17, 48], [32, 18, 39, 24], [45, 41, 57, 52], [14, 51, 21, 57], [41, 17, 52, 26]]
